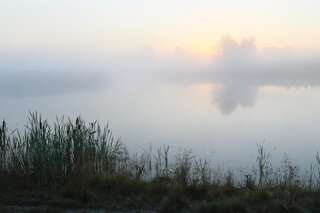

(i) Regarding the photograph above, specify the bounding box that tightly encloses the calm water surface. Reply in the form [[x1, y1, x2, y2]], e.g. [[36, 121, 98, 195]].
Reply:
[[1, 83, 319, 169]]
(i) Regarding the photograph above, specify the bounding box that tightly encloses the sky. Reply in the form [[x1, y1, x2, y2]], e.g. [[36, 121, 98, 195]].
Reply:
[[1, 0, 320, 167], [1, 0, 320, 54]]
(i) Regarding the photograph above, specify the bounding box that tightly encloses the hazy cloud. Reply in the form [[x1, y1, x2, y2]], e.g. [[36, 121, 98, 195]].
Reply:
[[1, 38, 320, 113], [210, 37, 320, 113], [0, 71, 108, 98]]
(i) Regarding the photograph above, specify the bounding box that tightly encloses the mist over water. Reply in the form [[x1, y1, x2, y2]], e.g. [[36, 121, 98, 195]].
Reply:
[[1, 37, 320, 169]]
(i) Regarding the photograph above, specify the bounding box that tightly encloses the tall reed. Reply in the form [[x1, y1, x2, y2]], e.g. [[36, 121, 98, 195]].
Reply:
[[2, 112, 320, 191]]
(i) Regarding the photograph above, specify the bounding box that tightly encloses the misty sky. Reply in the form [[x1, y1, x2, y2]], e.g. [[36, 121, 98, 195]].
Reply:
[[2, 0, 320, 52], [1, 1, 320, 168]]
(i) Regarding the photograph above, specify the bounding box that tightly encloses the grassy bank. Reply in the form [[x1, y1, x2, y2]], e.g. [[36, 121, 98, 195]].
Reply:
[[1, 112, 320, 212]]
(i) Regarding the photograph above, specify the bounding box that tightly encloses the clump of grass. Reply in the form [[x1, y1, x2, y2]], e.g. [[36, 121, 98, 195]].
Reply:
[[1, 112, 128, 187], [0, 120, 8, 171], [256, 142, 272, 187], [173, 149, 194, 185], [154, 145, 170, 178]]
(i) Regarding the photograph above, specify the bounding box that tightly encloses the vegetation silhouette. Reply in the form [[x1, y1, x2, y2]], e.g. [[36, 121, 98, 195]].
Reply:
[[1, 112, 320, 212]]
